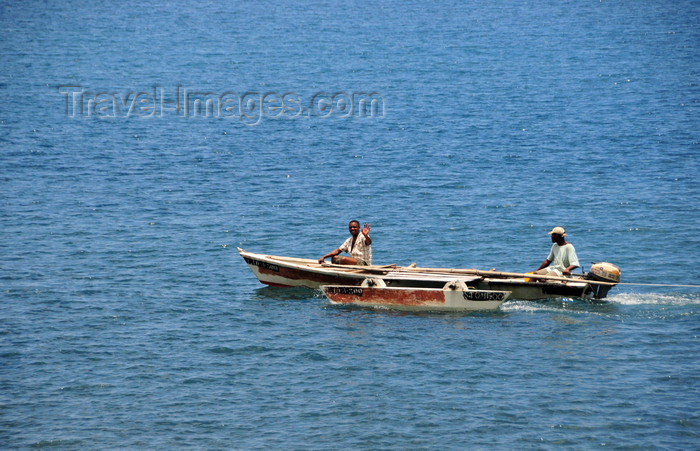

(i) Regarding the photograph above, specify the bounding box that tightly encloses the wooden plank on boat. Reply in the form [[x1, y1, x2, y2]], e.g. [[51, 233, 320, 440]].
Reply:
[[402, 266, 614, 285], [382, 272, 482, 283], [320, 262, 398, 274]]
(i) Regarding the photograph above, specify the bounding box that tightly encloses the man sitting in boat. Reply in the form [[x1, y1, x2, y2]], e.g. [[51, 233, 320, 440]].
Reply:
[[318, 220, 372, 266], [533, 226, 579, 277]]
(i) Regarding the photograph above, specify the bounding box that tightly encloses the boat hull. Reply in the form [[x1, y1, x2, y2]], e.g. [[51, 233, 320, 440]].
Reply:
[[475, 278, 589, 300], [240, 252, 366, 288], [322, 285, 510, 312], [238, 248, 600, 300]]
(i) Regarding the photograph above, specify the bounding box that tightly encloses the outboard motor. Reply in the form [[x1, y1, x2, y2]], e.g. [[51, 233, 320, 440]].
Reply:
[[586, 262, 621, 299]]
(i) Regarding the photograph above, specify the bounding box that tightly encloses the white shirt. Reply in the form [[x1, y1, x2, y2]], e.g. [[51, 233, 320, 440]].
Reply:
[[339, 234, 372, 265], [546, 243, 579, 275]]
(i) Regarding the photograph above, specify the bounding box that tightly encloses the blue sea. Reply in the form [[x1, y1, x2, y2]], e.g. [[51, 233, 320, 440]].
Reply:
[[2, 0, 699, 449]]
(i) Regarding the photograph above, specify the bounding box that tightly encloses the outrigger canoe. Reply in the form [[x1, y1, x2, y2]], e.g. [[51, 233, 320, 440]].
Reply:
[[238, 248, 621, 301], [322, 279, 510, 312]]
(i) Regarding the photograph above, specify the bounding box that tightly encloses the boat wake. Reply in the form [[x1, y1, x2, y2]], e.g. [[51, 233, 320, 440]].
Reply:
[[606, 292, 700, 306], [501, 292, 700, 313], [500, 298, 616, 314]]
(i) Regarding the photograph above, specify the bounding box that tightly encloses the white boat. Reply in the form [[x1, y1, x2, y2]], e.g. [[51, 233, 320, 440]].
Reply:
[[238, 248, 620, 301], [322, 279, 510, 312]]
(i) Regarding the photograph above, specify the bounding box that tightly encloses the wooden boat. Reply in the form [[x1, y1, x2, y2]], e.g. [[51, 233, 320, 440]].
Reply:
[[322, 279, 510, 312], [238, 248, 620, 301]]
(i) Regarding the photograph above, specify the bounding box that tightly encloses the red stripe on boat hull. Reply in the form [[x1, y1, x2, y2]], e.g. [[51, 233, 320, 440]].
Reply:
[[260, 281, 293, 288]]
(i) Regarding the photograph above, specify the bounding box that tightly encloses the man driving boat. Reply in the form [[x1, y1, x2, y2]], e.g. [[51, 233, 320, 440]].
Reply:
[[534, 226, 579, 277]]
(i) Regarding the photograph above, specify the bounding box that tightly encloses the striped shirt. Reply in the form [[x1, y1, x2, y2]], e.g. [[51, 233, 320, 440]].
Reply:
[[339, 234, 372, 265]]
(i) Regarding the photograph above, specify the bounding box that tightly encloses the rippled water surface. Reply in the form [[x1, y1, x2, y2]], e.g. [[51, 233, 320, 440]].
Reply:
[[1, 0, 699, 449]]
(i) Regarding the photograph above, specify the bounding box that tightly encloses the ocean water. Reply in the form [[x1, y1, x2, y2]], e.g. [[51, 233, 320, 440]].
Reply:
[[1, 0, 699, 449]]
